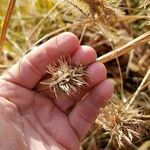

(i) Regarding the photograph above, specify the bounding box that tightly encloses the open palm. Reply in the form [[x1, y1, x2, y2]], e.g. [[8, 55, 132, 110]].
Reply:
[[0, 32, 113, 150]]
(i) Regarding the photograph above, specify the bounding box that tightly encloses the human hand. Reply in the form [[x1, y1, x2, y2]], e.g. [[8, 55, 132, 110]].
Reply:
[[0, 32, 113, 150]]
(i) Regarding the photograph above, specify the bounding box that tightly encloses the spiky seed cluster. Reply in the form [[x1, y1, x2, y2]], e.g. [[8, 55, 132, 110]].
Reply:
[[41, 58, 88, 97], [96, 97, 146, 148]]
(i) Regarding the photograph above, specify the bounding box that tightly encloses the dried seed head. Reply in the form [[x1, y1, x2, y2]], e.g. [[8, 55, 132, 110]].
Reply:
[[41, 58, 88, 97], [96, 96, 146, 148], [55, 0, 123, 27], [81, 0, 121, 26]]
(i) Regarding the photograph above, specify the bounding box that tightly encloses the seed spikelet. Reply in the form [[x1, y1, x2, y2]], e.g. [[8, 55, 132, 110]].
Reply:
[[41, 58, 88, 97], [96, 96, 146, 148]]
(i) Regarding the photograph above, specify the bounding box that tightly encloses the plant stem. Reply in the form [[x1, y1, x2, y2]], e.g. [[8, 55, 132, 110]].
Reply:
[[127, 69, 150, 109], [0, 0, 16, 55], [96, 31, 150, 63], [27, 0, 64, 41]]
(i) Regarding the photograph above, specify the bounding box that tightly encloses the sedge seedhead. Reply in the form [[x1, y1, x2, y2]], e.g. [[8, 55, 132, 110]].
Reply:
[[41, 58, 88, 97], [96, 96, 146, 148]]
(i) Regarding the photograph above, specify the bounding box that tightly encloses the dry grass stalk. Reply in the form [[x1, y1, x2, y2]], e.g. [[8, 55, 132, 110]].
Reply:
[[0, 0, 16, 55], [121, 15, 150, 22], [79, 24, 88, 43], [96, 31, 150, 100], [27, 1, 62, 41], [126, 69, 150, 109], [32, 19, 90, 47], [40, 58, 88, 97], [96, 31, 150, 63]]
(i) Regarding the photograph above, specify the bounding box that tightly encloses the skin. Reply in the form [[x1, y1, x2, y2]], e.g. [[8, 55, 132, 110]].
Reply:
[[0, 32, 114, 150]]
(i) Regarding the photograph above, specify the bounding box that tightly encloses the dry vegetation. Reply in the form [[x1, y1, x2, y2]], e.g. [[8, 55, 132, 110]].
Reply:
[[0, 0, 150, 149], [39, 58, 88, 97]]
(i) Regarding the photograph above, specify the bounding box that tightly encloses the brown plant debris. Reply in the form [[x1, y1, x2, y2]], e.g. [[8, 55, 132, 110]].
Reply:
[[96, 97, 146, 148], [41, 58, 88, 97]]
